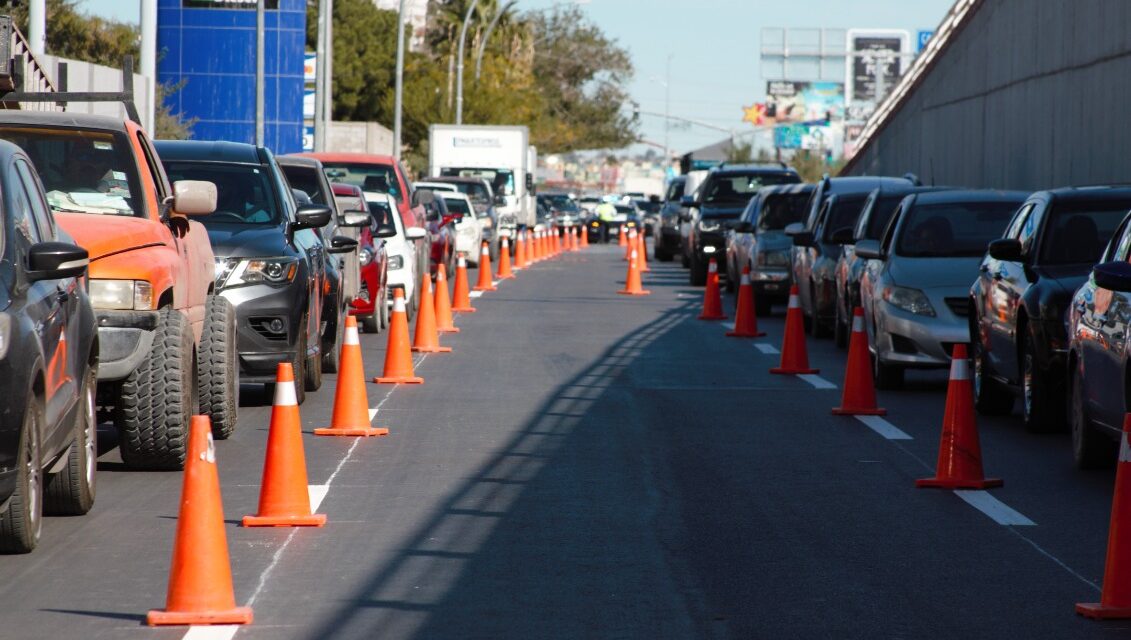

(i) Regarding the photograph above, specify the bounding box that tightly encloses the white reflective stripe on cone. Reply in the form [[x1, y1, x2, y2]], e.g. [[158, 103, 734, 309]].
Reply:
[[394, 296, 406, 313], [1121, 432, 1131, 463], [708, 261, 717, 273], [274, 379, 298, 407], [482, 244, 490, 254], [740, 274, 750, 286], [852, 314, 864, 333], [502, 238, 509, 248], [788, 294, 800, 308], [344, 325, 359, 346], [950, 356, 970, 381], [459, 256, 467, 267]]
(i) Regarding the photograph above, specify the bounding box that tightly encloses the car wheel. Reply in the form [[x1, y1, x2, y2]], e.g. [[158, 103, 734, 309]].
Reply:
[[972, 334, 1013, 416], [198, 295, 238, 439], [681, 249, 690, 268], [45, 366, 97, 516], [322, 307, 344, 373], [724, 262, 736, 293], [1071, 362, 1114, 469], [380, 291, 390, 331], [873, 353, 904, 390], [290, 317, 308, 405], [689, 254, 707, 286], [0, 401, 43, 553], [1021, 331, 1061, 433], [117, 308, 195, 470], [360, 312, 379, 334], [655, 240, 672, 262], [303, 314, 322, 393]]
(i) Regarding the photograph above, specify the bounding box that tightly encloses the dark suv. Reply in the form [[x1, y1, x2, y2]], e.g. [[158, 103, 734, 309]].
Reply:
[[0, 140, 99, 553], [653, 175, 686, 261], [972, 186, 1131, 433], [157, 140, 335, 404], [681, 164, 800, 285]]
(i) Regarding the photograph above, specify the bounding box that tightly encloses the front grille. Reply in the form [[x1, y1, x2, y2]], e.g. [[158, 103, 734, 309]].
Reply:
[[891, 333, 918, 354], [944, 297, 969, 317], [249, 316, 288, 342]]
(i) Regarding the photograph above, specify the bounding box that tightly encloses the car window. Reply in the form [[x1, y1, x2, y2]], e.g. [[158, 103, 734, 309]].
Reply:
[[1005, 203, 1033, 240], [896, 201, 1019, 258], [758, 191, 810, 231], [443, 197, 471, 215], [740, 196, 758, 224], [1038, 200, 1131, 265], [880, 200, 906, 255], [439, 167, 515, 196], [701, 172, 797, 206], [821, 195, 867, 242], [366, 197, 400, 233], [862, 194, 910, 240], [1017, 203, 1043, 254], [854, 191, 878, 238], [666, 180, 685, 201], [164, 162, 280, 225], [8, 169, 41, 244], [323, 162, 402, 203], [1112, 216, 1131, 262], [281, 165, 327, 205], [15, 158, 54, 240]]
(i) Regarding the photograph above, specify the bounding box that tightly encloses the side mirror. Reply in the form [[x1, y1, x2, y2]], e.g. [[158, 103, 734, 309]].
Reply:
[[374, 222, 397, 239], [171, 180, 217, 216], [327, 235, 358, 255], [340, 209, 373, 228], [988, 238, 1023, 261], [784, 222, 804, 236], [680, 195, 697, 208], [26, 242, 88, 281], [1093, 261, 1131, 293], [830, 226, 855, 245], [293, 204, 333, 230], [405, 226, 427, 241], [854, 239, 884, 260], [412, 189, 435, 207], [791, 231, 815, 248]]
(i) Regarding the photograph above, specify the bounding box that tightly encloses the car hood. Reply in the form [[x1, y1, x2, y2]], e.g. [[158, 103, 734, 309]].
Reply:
[[889, 256, 981, 289], [54, 212, 170, 261], [755, 231, 792, 253], [204, 223, 293, 259], [699, 204, 745, 219]]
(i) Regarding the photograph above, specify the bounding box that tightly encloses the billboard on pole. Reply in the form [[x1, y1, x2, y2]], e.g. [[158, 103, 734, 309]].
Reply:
[[764, 81, 844, 124], [845, 29, 910, 106]]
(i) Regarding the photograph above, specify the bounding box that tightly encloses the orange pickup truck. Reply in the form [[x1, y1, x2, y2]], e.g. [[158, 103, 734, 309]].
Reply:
[[0, 112, 236, 470]]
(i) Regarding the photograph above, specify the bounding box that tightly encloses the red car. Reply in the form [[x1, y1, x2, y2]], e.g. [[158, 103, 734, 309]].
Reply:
[[331, 183, 390, 333]]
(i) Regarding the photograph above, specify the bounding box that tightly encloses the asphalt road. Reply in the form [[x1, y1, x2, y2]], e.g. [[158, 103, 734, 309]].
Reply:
[[0, 242, 1127, 639]]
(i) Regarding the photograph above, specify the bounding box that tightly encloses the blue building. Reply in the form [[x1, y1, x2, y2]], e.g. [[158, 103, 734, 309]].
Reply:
[[157, 0, 305, 153]]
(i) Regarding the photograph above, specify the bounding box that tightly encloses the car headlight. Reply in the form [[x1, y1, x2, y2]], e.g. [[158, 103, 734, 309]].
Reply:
[[388, 254, 404, 270], [89, 279, 153, 310], [756, 250, 790, 268], [359, 247, 374, 266], [883, 285, 935, 317], [699, 220, 721, 232], [223, 257, 299, 288]]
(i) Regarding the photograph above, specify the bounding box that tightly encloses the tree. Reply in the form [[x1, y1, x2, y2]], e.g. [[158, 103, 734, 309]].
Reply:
[[726, 140, 754, 163], [154, 80, 196, 140], [13, 0, 139, 68], [306, 0, 399, 122]]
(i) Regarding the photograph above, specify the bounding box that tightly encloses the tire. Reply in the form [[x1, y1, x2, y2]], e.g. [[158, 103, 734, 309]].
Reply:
[[689, 254, 707, 286], [0, 401, 43, 553], [655, 240, 672, 262], [379, 290, 390, 331], [360, 312, 379, 334], [294, 316, 309, 402], [681, 250, 690, 268], [1071, 363, 1115, 469], [45, 366, 96, 516], [724, 264, 736, 293], [873, 354, 904, 390], [304, 317, 323, 393], [117, 308, 196, 470], [972, 335, 1013, 416], [198, 296, 238, 440], [323, 307, 344, 373], [1021, 331, 1061, 433]]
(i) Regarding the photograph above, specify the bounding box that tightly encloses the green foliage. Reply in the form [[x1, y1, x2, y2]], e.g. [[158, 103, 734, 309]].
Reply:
[[790, 150, 845, 183], [306, 0, 398, 122], [726, 140, 754, 163], [13, 0, 139, 68], [154, 80, 196, 140]]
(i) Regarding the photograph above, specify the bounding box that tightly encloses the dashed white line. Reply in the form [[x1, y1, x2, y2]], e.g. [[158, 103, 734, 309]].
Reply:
[[182, 626, 239, 640], [797, 374, 836, 390], [954, 490, 1036, 526], [308, 485, 329, 513], [754, 343, 780, 355], [854, 415, 912, 440], [469, 290, 484, 298]]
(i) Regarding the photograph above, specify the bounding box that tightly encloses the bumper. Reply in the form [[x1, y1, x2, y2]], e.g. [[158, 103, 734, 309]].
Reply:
[[94, 310, 159, 381], [874, 302, 968, 369], [219, 282, 305, 381], [750, 268, 791, 299]]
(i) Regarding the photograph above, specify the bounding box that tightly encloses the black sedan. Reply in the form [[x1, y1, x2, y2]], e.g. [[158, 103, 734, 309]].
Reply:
[[0, 140, 99, 553]]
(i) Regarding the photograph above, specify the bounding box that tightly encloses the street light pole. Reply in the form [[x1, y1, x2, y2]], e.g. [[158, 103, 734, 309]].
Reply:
[[393, 0, 407, 160], [454, 0, 480, 125], [475, 0, 516, 82], [255, 0, 265, 146]]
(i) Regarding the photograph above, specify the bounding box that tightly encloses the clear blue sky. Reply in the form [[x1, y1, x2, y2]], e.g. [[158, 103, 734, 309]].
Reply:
[[81, 0, 954, 154]]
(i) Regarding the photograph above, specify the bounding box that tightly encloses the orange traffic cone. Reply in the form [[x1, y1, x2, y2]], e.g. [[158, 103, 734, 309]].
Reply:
[[375, 288, 424, 384], [434, 264, 459, 333], [243, 364, 328, 526], [916, 344, 1001, 489], [514, 232, 526, 270], [411, 275, 451, 353], [770, 285, 819, 375], [570, 226, 580, 252], [556, 227, 564, 254], [617, 225, 627, 247], [624, 229, 636, 261], [452, 255, 476, 313], [618, 246, 651, 296], [474, 242, 496, 291], [727, 266, 765, 337], [698, 258, 727, 320], [636, 231, 651, 272], [147, 415, 253, 626], [1078, 415, 1131, 619], [316, 317, 389, 436], [531, 230, 541, 262], [497, 236, 515, 279], [831, 307, 886, 415], [580, 225, 589, 248]]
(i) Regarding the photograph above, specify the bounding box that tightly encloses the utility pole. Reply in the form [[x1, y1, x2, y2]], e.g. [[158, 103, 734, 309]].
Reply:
[[475, 0, 516, 81], [393, 0, 406, 160], [255, 0, 265, 146], [27, 0, 44, 55], [314, 0, 332, 151], [140, 0, 157, 132], [454, 0, 480, 125]]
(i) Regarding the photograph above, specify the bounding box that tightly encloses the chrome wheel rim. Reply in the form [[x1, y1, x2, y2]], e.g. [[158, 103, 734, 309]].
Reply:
[[1023, 352, 1034, 421], [26, 416, 41, 538], [83, 378, 96, 489]]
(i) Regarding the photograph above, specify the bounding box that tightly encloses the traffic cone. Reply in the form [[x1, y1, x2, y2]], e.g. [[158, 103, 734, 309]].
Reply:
[[1078, 415, 1131, 619], [726, 266, 765, 338], [514, 232, 526, 270], [532, 230, 542, 262], [411, 275, 451, 353], [831, 308, 886, 415], [580, 225, 589, 248], [916, 344, 1001, 489], [452, 255, 476, 313], [316, 317, 389, 436], [636, 231, 651, 272], [147, 416, 253, 626], [624, 229, 636, 261], [618, 246, 651, 296], [617, 225, 627, 247], [497, 236, 514, 279], [570, 226, 579, 252], [243, 364, 328, 526], [434, 263, 459, 333], [474, 241, 495, 291], [770, 285, 820, 375], [556, 227, 564, 254], [698, 258, 727, 320], [375, 288, 424, 384]]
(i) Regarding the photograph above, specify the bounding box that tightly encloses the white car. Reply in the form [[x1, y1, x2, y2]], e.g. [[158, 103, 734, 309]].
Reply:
[[439, 192, 483, 262], [364, 191, 426, 318]]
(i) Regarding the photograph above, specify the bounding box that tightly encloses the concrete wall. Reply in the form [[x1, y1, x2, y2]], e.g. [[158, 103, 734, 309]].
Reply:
[[844, 0, 1131, 191], [326, 121, 394, 155], [40, 55, 154, 133]]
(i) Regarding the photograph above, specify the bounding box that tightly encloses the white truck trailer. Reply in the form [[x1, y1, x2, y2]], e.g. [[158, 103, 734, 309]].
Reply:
[[429, 125, 534, 236]]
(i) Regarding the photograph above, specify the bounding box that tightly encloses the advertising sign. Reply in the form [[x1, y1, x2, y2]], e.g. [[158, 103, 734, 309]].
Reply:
[[302, 126, 314, 152], [916, 30, 934, 52], [764, 81, 844, 124], [846, 29, 910, 105], [303, 53, 317, 82], [303, 88, 315, 119]]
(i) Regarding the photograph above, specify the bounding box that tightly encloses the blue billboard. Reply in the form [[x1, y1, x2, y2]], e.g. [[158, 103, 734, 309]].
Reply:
[[157, 0, 305, 154]]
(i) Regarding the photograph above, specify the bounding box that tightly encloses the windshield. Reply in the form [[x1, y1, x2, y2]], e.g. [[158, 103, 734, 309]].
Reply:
[[367, 198, 402, 234], [165, 162, 280, 225], [543, 194, 579, 212], [439, 167, 515, 196], [322, 162, 402, 204], [864, 195, 909, 240], [441, 181, 491, 207], [1038, 201, 1131, 265], [758, 192, 810, 231], [280, 166, 327, 205], [822, 196, 867, 242], [443, 197, 472, 215], [666, 181, 685, 201], [0, 126, 143, 217], [896, 201, 1018, 258], [702, 172, 798, 206]]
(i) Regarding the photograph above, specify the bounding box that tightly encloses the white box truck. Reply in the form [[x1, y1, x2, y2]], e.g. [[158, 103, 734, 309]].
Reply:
[[429, 125, 534, 237]]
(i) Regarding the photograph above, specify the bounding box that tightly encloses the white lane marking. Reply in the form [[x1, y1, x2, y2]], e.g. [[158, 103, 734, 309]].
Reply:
[[183, 627, 239, 640], [754, 343, 780, 355], [469, 290, 484, 298], [798, 374, 836, 389], [492, 280, 501, 286], [954, 490, 1036, 526], [308, 485, 329, 513], [855, 415, 912, 440], [725, 322, 736, 331]]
